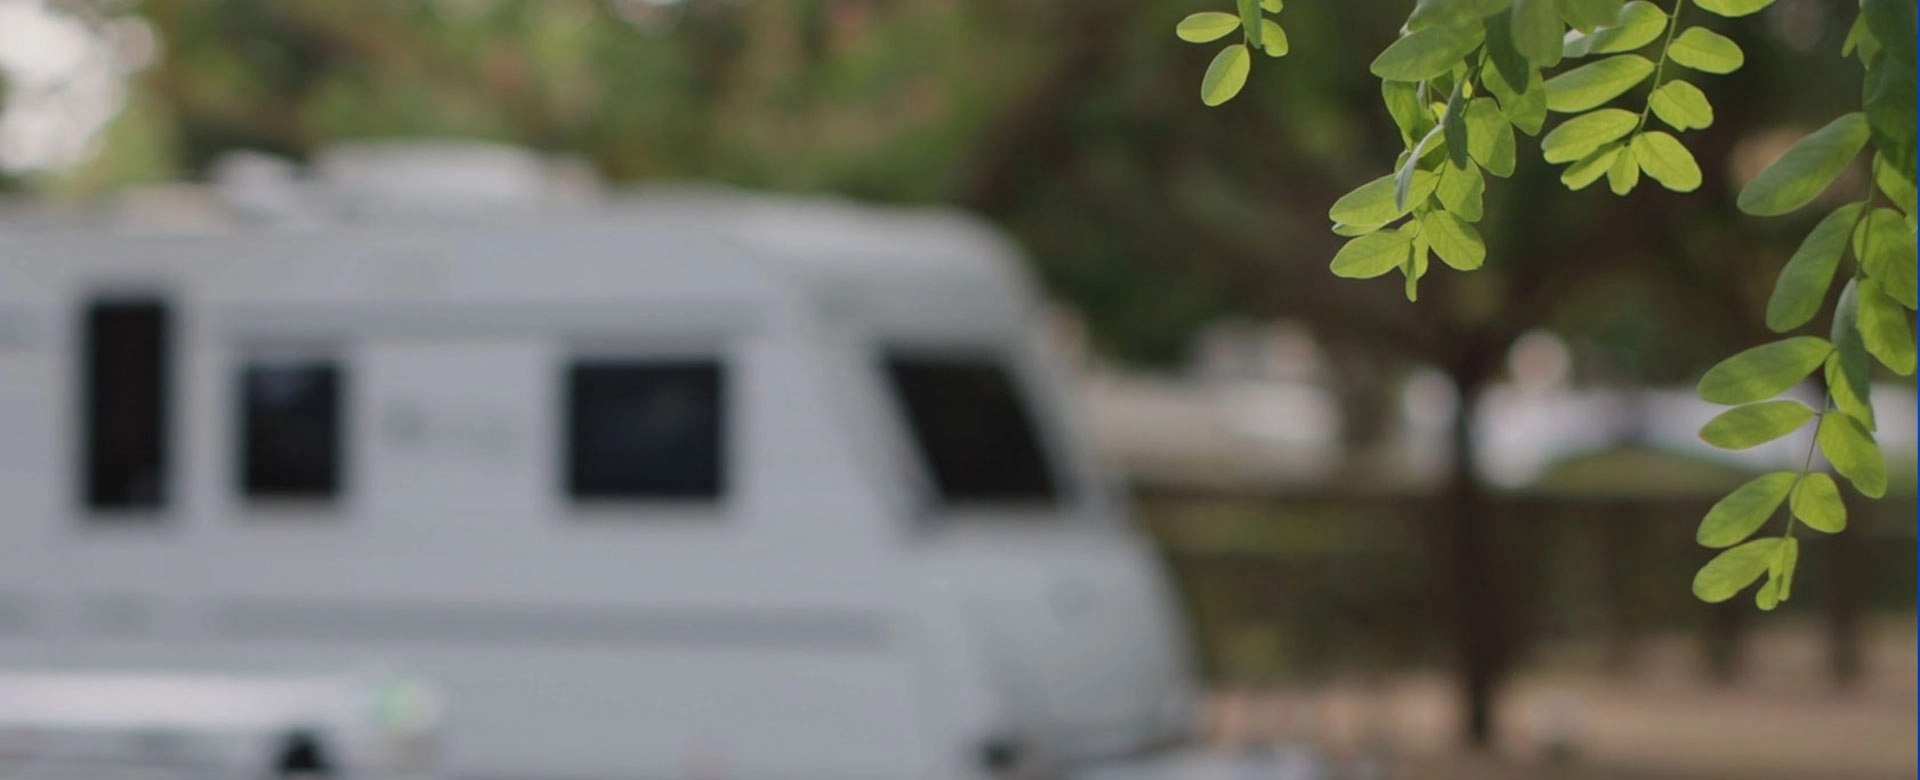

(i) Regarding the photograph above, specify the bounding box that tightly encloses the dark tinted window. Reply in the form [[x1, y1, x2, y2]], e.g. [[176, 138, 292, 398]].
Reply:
[[884, 354, 1059, 507], [83, 299, 169, 512], [240, 360, 343, 500], [566, 360, 724, 501]]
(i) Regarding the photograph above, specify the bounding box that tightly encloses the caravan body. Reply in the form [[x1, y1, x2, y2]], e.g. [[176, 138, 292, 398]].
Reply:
[[0, 187, 1197, 780]]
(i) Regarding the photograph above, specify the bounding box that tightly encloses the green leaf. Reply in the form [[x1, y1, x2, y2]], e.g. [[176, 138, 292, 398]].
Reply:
[[1410, 0, 1517, 28], [1843, 12, 1880, 64], [1541, 107, 1638, 163], [1332, 222, 1378, 237], [1331, 231, 1415, 279], [1177, 12, 1242, 43], [1790, 472, 1847, 534], [1863, 0, 1916, 66], [1648, 80, 1714, 131], [1857, 279, 1916, 375], [1236, 0, 1264, 48], [1384, 81, 1429, 147], [1766, 202, 1864, 331], [1692, 0, 1774, 17], [1484, 7, 1532, 89], [1607, 143, 1641, 194], [1406, 226, 1432, 301], [1831, 279, 1875, 427], [1863, 58, 1918, 193], [1483, 62, 1548, 135], [1696, 336, 1832, 405], [1331, 171, 1435, 227], [1371, 24, 1486, 81], [1817, 411, 1886, 498], [1464, 98, 1516, 176], [1564, 0, 1667, 56], [1259, 19, 1289, 56], [1397, 127, 1447, 210], [1631, 131, 1702, 191], [1875, 154, 1918, 215], [1699, 400, 1815, 450], [1736, 113, 1871, 216], [1697, 472, 1795, 548], [1693, 538, 1784, 603], [1425, 210, 1487, 270], [1826, 352, 1876, 431], [1261, 0, 1282, 11], [1443, 79, 1471, 170], [1771, 536, 1799, 604], [1201, 44, 1253, 106], [1667, 27, 1745, 73], [1563, 0, 1625, 31], [1544, 54, 1655, 112], [1437, 160, 1487, 220], [1561, 142, 1624, 189], [1855, 207, 1918, 308], [1511, 0, 1566, 66]]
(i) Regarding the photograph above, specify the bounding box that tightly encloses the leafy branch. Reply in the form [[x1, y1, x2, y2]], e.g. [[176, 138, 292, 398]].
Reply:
[[1176, 0, 1918, 609]]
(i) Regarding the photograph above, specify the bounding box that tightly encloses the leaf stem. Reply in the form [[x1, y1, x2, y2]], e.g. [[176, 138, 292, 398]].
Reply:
[[1636, 0, 1689, 133]]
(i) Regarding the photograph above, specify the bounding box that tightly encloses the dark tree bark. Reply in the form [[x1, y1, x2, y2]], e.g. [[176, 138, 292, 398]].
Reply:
[[1442, 345, 1506, 749]]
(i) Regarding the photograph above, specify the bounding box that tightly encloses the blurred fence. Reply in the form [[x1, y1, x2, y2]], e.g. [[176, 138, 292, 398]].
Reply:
[[1134, 485, 1917, 685]]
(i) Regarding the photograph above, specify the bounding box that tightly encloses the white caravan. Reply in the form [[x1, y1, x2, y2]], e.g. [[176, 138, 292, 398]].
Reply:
[[0, 171, 1212, 779]]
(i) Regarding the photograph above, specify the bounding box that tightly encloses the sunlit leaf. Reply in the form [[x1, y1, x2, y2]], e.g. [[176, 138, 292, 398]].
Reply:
[[1330, 231, 1416, 279], [1260, 19, 1289, 56], [1563, 0, 1625, 31], [1201, 44, 1253, 106], [1541, 107, 1637, 162], [1766, 202, 1863, 331], [1875, 154, 1918, 215], [1563, 0, 1667, 56], [1561, 142, 1624, 189], [1817, 411, 1886, 498], [1410, 0, 1517, 28], [1425, 210, 1487, 270], [1648, 80, 1714, 131], [1668, 27, 1745, 73], [1857, 279, 1916, 375], [1607, 143, 1641, 193], [1631, 131, 1702, 191], [1699, 400, 1815, 450], [1331, 171, 1436, 227], [1696, 336, 1831, 405], [1384, 80, 1429, 147], [1437, 160, 1487, 220], [1826, 352, 1876, 431], [1830, 279, 1875, 430], [1511, 0, 1567, 67], [1177, 12, 1242, 43], [1790, 472, 1846, 533], [1693, 0, 1774, 17], [1443, 80, 1471, 170], [1854, 207, 1918, 308], [1484, 61, 1548, 135], [1696, 472, 1795, 548], [1544, 54, 1655, 112], [1464, 98, 1516, 176], [1737, 112, 1871, 216], [1371, 23, 1486, 81], [1693, 538, 1783, 603]]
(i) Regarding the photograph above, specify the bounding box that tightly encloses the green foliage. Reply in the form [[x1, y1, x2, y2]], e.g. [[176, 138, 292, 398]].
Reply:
[[1698, 400, 1815, 450], [1736, 113, 1871, 216], [1174, 0, 1913, 610], [1765, 203, 1862, 331], [1694, 336, 1830, 405], [1789, 472, 1846, 534], [1696, 472, 1794, 547], [1176, 0, 1289, 105]]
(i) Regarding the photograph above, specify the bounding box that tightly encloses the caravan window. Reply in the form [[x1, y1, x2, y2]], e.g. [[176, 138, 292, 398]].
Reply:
[[883, 353, 1060, 508], [565, 360, 724, 502], [240, 358, 343, 501], [82, 298, 170, 514]]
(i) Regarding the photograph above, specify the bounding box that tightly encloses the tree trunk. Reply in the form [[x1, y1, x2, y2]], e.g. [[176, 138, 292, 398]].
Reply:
[[1826, 500, 1865, 687], [1443, 355, 1505, 749]]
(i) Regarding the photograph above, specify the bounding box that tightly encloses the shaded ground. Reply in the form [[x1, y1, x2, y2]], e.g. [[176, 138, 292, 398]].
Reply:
[[1202, 618, 1916, 780]]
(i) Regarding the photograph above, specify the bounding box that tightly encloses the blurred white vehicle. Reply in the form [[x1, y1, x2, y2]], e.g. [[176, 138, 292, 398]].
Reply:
[[0, 670, 440, 780], [0, 143, 1300, 780]]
